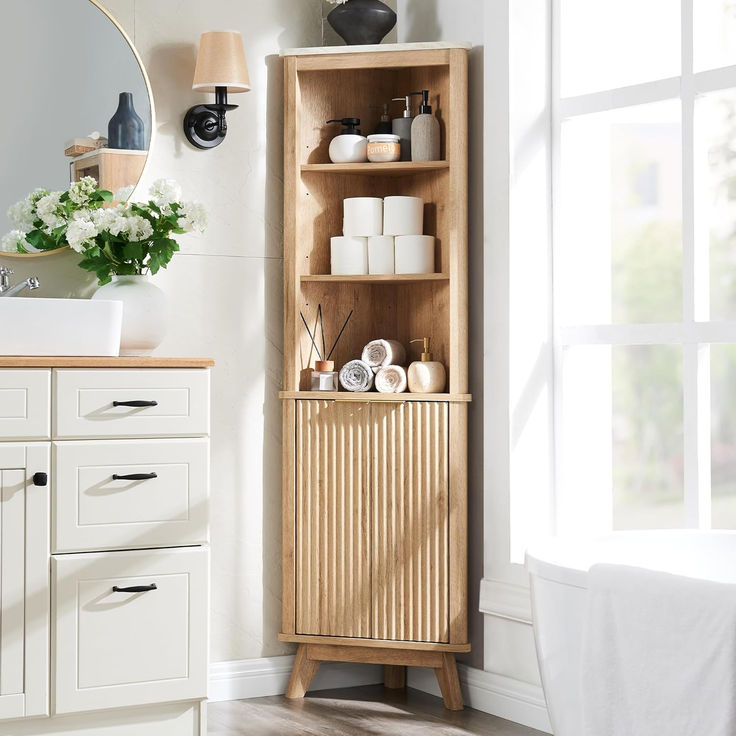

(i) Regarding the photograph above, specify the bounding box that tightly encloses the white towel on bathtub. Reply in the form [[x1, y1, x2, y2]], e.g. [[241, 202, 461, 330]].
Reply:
[[582, 564, 736, 736]]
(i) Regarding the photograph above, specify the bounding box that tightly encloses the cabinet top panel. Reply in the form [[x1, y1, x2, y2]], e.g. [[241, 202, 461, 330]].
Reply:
[[280, 41, 471, 58], [0, 357, 214, 368]]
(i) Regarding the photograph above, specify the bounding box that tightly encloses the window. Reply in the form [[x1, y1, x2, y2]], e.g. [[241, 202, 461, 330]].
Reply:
[[553, 1, 736, 532]]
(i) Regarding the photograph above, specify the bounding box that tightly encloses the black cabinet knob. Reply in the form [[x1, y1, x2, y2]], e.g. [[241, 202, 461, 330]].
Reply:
[[32, 472, 47, 487]]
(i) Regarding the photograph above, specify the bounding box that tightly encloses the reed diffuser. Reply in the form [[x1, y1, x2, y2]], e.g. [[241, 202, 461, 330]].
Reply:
[[299, 305, 353, 391]]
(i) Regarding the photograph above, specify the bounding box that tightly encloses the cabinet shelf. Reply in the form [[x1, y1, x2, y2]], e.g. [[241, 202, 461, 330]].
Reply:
[[300, 273, 449, 284], [279, 391, 472, 403], [301, 161, 449, 177]]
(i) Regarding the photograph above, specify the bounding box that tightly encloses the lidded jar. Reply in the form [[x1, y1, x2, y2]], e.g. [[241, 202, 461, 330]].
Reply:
[[367, 134, 401, 163]]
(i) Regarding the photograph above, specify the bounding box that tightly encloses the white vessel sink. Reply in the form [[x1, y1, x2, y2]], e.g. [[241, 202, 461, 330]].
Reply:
[[0, 298, 123, 356]]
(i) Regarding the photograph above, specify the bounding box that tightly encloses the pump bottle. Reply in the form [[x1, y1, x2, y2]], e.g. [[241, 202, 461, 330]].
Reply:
[[410, 90, 440, 162], [408, 337, 446, 393], [391, 96, 414, 161], [326, 117, 367, 163]]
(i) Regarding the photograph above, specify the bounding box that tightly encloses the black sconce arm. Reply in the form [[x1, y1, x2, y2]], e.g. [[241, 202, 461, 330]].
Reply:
[[184, 86, 238, 149]]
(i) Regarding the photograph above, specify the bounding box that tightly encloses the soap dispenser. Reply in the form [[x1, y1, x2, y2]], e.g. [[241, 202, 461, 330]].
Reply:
[[373, 104, 393, 134], [410, 90, 440, 162], [326, 118, 367, 163], [408, 337, 446, 393], [391, 96, 415, 161]]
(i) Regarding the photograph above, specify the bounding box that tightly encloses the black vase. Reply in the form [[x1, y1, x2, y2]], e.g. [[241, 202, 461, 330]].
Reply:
[[327, 0, 397, 46], [108, 92, 145, 150]]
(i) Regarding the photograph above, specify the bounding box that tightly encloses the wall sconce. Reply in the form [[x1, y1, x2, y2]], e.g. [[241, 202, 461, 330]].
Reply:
[[184, 31, 250, 150]]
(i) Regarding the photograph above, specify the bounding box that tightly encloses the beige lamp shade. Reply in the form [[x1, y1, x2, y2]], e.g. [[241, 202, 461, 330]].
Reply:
[[192, 31, 250, 93]]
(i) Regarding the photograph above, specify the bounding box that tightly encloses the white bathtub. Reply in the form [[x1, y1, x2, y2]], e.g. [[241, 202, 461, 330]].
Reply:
[[525, 530, 736, 736]]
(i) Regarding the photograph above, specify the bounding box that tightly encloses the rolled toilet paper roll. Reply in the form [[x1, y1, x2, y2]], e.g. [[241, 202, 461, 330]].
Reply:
[[394, 235, 435, 274], [331, 236, 368, 275], [368, 236, 395, 274], [383, 196, 424, 236], [343, 197, 383, 237]]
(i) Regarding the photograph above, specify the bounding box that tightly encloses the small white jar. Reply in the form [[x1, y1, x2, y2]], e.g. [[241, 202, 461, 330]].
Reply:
[[367, 134, 401, 163]]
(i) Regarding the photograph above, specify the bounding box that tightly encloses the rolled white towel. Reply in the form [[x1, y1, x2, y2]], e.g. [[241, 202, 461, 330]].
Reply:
[[375, 365, 407, 393], [339, 360, 374, 392], [361, 339, 406, 373]]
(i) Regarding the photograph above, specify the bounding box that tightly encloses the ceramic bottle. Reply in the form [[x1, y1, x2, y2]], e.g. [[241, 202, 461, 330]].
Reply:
[[108, 92, 145, 150]]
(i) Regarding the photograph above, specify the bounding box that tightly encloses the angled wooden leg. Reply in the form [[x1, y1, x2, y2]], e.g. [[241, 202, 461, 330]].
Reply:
[[383, 665, 406, 689], [285, 645, 321, 699], [434, 653, 463, 711]]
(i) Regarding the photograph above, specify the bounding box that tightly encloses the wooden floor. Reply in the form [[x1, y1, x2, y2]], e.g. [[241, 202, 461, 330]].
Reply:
[[207, 685, 546, 735]]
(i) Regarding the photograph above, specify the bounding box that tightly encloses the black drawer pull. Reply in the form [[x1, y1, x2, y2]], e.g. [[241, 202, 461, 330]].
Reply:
[[112, 472, 158, 481], [112, 583, 158, 593], [112, 400, 158, 407], [32, 472, 48, 486]]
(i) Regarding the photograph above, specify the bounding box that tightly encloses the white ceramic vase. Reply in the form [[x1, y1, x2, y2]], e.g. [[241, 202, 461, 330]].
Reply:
[[92, 275, 167, 356]]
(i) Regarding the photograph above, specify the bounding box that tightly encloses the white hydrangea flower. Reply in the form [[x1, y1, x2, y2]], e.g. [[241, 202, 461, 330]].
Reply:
[[179, 201, 208, 233], [91, 205, 129, 236], [114, 185, 135, 202], [124, 214, 154, 242], [7, 198, 35, 231], [0, 229, 29, 253], [69, 176, 98, 205], [35, 192, 64, 231], [150, 179, 182, 212], [66, 218, 98, 253]]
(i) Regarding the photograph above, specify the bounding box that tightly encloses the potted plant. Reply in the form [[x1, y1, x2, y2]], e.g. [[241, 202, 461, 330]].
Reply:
[[77, 178, 207, 355]]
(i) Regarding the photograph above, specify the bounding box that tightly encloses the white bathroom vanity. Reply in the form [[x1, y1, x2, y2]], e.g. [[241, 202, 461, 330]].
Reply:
[[0, 357, 212, 735]]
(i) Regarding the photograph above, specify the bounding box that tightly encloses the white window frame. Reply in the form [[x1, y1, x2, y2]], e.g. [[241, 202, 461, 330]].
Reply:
[[551, 0, 736, 531]]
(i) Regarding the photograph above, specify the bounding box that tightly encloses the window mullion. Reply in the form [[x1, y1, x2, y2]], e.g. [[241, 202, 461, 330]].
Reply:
[[684, 344, 712, 528], [682, 0, 711, 529]]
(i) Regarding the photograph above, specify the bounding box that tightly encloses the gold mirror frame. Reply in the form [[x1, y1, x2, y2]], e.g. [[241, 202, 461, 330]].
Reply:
[[1, 0, 155, 259]]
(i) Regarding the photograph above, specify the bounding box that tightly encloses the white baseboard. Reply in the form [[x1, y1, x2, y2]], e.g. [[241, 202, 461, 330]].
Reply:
[[408, 664, 552, 734], [208, 655, 383, 703]]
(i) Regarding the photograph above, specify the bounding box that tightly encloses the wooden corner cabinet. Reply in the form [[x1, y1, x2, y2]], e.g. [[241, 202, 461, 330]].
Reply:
[[279, 43, 470, 710], [70, 148, 147, 194]]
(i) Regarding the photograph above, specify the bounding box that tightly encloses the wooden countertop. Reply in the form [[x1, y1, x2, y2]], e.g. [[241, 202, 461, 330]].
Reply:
[[0, 357, 214, 368]]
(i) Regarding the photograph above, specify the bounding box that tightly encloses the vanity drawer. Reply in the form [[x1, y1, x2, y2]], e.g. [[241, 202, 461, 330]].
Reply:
[[53, 369, 209, 438], [53, 546, 208, 714], [0, 369, 50, 440], [52, 438, 209, 553]]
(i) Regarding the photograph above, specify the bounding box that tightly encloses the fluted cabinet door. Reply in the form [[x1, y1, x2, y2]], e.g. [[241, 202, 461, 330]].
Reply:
[[295, 400, 371, 638], [371, 402, 449, 643]]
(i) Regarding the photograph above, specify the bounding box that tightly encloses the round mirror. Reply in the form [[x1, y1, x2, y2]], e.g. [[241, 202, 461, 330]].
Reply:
[[0, 0, 153, 258]]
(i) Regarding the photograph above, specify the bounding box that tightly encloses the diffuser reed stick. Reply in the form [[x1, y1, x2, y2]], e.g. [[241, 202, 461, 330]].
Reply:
[[299, 310, 322, 361], [318, 304, 326, 362], [326, 309, 353, 361], [305, 310, 320, 368]]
